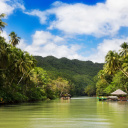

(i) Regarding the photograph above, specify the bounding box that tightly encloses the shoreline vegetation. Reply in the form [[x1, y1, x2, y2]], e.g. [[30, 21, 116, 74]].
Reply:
[[0, 13, 71, 103], [0, 35, 72, 103], [96, 42, 128, 96], [2, 12, 127, 104], [0, 13, 103, 104]]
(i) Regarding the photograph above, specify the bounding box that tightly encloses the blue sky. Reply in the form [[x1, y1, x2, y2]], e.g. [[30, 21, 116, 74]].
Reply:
[[1, 0, 128, 62]]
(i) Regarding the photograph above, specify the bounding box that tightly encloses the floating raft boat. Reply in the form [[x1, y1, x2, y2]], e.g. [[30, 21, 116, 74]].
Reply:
[[97, 96, 119, 101], [97, 96, 128, 101], [61, 93, 71, 100], [97, 89, 128, 101], [97, 96, 108, 101]]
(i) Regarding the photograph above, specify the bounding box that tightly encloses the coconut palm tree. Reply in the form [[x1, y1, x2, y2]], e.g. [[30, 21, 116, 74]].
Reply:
[[9, 31, 21, 47], [98, 70, 105, 79], [119, 42, 128, 58], [0, 39, 11, 69], [16, 51, 36, 85], [105, 50, 120, 74], [0, 13, 7, 33], [105, 50, 128, 77]]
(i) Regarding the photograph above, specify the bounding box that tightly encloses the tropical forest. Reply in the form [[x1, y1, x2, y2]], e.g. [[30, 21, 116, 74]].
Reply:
[[0, 13, 103, 103], [1, 13, 128, 103], [1, 0, 128, 128], [0, 13, 72, 103], [96, 42, 128, 96]]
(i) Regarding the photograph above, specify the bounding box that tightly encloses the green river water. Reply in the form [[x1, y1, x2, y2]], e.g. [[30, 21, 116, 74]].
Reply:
[[0, 97, 128, 128]]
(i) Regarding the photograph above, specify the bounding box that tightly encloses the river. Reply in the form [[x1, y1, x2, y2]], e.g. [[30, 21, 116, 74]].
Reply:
[[0, 97, 128, 128]]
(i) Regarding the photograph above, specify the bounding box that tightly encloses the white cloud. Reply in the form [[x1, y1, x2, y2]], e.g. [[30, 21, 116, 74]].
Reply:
[[32, 31, 53, 45], [32, 31, 65, 46], [14, 2, 25, 11], [18, 39, 27, 49], [0, 0, 25, 16], [87, 37, 128, 63], [17, 30, 128, 63], [25, 10, 47, 24], [18, 30, 84, 60], [13, 0, 128, 63], [26, 0, 128, 37], [0, 0, 14, 15], [1, 31, 9, 42], [49, 0, 128, 37]]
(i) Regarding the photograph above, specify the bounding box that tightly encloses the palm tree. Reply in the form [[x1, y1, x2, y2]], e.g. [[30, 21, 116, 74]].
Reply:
[[9, 31, 21, 47], [105, 50, 120, 74], [0, 39, 11, 69], [16, 51, 36, 85], [0, 13, 7, 33], [105, 50, 128, 77], [98, 70, 105, 79], [119, 42, 128, 58]]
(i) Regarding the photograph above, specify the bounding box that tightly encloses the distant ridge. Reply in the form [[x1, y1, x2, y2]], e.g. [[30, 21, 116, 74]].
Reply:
[[34, 56, 103, 96]]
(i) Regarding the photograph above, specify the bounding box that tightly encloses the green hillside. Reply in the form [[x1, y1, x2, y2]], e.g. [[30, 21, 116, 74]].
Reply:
[[34, 56, 103, 96]]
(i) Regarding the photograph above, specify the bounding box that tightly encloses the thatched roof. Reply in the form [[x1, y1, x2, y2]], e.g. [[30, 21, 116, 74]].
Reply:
[[111, 89, 127, 95]]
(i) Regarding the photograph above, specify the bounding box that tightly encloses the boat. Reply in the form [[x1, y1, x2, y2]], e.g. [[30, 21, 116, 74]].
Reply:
[[61, 93, 71, 100]]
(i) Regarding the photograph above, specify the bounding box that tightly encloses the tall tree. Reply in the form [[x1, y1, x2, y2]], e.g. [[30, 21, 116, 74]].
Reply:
[[0, 38, 13, 70], [0, 13, 7, 33], [9, 31, 21, 47], [119, 42, 128, 58], [16, 51, 36, 85], [105, 50, 128, 77], [105, 50, 120, 75]]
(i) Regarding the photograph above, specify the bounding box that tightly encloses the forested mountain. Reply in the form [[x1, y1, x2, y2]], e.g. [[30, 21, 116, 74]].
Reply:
[[34, 56, 104, 96]]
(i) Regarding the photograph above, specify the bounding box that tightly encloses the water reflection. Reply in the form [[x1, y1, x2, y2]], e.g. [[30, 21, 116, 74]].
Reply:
[[60, 98, 71, 103], [0, 97, 128, 128], [108, 101, 128, 111], [97, 100, 128, 128]]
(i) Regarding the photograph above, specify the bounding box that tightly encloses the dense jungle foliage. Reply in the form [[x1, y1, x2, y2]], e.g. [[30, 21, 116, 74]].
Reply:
[[0, 38, 72, 103], [34, 56, 103, 96], [0, 13, 71, 103], [0, 13, 104, 103], [96, 42, 128, 96]]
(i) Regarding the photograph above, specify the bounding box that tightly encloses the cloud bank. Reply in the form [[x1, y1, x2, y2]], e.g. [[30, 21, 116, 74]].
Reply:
[[17, 30, 128, 63], [18, 30, 84, 60], [87, 37, 128, 63], [26, 0, 128, 37], [1, 0, 128, 63], [0, 0, 25, 16]]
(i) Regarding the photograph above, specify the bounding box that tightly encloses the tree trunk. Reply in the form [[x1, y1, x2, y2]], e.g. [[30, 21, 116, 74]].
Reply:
[[17, 73, 25, 85], [119, 68, 128, 78]]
